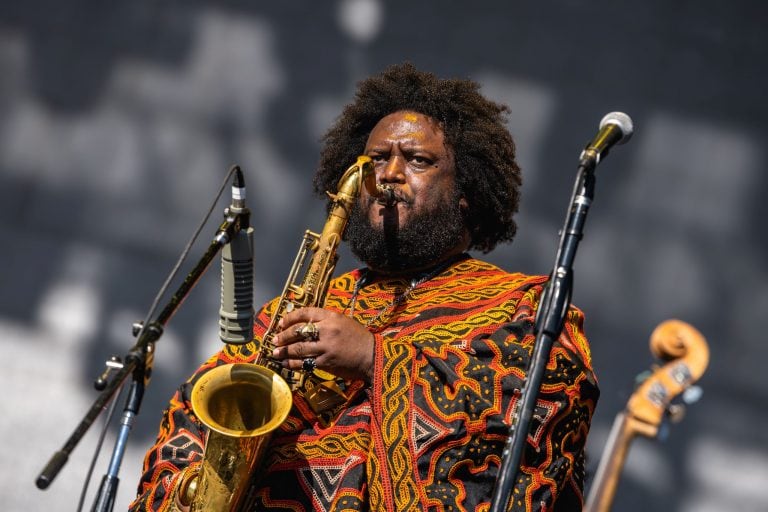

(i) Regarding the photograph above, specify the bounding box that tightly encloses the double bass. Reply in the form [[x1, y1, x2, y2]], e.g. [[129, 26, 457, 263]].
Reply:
[[585, 319, 710, 512]]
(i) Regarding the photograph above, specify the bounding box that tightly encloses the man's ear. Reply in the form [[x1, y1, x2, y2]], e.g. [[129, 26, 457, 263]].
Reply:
[[459, 196, 469, 210]]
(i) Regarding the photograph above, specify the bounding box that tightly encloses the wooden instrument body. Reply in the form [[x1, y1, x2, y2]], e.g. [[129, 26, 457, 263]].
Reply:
[[585, 320, 709, 512]]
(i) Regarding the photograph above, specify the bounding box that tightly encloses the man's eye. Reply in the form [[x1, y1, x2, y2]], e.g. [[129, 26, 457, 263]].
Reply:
[[411, 156, 432, 166], [370, 154, 387, 163]]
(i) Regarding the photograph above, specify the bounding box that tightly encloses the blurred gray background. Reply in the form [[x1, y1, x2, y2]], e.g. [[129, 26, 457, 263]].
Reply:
[[1, 1, 766, 510]]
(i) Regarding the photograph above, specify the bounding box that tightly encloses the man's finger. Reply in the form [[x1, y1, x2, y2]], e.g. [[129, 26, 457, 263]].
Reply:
[[279, 307, 324, 330]]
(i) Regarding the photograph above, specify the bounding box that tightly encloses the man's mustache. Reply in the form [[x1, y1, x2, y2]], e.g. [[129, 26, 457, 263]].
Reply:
[[369, 189, 411, 207]]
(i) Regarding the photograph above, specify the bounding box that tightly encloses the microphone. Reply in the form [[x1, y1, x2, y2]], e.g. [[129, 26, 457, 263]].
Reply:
[[219, 167, 255, 345], [579, 112, 634, 169]]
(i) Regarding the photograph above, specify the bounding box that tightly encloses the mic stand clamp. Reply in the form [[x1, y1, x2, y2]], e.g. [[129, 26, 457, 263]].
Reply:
[[94, 356, 123, 391]]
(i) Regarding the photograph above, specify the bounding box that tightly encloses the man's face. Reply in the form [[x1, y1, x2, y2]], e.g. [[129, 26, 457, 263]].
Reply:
[[345, 110, 469, 272], [362, 110, 459, 228]]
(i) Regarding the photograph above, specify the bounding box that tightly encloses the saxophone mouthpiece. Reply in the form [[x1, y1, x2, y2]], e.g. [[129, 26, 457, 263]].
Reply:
[[376, 184, 396, 206]]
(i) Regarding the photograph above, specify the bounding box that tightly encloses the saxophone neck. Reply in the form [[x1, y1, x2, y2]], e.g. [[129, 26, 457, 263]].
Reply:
[[328, 155, 393, 207], [327, 155, 373, 205]]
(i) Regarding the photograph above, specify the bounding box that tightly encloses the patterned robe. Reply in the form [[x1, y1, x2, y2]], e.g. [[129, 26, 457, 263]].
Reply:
[[131, 256, 599, 511]]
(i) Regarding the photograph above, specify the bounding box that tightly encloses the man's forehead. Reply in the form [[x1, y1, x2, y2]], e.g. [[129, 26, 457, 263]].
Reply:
[[371, 111, 443, 138]]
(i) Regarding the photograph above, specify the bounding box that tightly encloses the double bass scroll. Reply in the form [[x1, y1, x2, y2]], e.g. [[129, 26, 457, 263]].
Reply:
[[585, 319, 710, 512]]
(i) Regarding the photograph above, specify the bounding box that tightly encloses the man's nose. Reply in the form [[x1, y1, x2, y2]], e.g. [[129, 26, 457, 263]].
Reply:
[[380, 155, 406, 183]]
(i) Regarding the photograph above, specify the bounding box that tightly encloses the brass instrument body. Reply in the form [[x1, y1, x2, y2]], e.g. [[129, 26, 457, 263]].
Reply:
[[180, 363, 293, 510], [176, 156, 379, 512], [259, 156, 383, 396]]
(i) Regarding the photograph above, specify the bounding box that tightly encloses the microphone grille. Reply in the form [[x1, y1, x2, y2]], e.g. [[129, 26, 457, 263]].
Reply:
[[600, 112, 634, 144]]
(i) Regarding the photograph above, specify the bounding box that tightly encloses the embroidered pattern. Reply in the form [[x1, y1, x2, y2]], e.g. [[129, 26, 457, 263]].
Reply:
[[130, 258, 598, 511]]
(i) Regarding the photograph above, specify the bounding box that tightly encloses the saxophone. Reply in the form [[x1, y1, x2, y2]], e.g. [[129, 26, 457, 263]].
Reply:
[[173, 156, 392, 511]]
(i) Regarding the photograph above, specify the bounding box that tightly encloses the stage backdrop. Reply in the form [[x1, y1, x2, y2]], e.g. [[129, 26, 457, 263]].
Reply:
[[1, 1, 766, 510]]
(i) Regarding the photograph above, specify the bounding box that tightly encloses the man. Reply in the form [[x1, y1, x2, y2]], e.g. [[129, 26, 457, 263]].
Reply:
[[131, 63, 599, 511]]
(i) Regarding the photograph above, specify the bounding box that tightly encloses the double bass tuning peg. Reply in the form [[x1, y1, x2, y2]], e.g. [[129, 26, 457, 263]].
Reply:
[[664, 384, 703, 426], [666, 403, 686, 424], [681, 385, 703, 405]]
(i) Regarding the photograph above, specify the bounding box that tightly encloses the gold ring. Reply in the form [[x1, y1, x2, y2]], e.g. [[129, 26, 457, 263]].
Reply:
[[296, 321, 320, 341]]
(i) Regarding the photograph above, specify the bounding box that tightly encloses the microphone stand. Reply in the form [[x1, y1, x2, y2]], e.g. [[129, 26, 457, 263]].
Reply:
[[35, 200, 250, 512], [489, 158, 598, 512]]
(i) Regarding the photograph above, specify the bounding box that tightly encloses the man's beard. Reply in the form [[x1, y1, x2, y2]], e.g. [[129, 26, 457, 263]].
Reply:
[[345, 189, 467, 273]]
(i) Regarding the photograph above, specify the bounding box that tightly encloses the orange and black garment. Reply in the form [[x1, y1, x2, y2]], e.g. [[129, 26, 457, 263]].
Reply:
[[131, 256, 599, 511]]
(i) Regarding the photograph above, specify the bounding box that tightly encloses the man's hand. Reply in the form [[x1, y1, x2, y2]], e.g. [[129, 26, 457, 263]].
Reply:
[[272, 307, 375, 383]]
